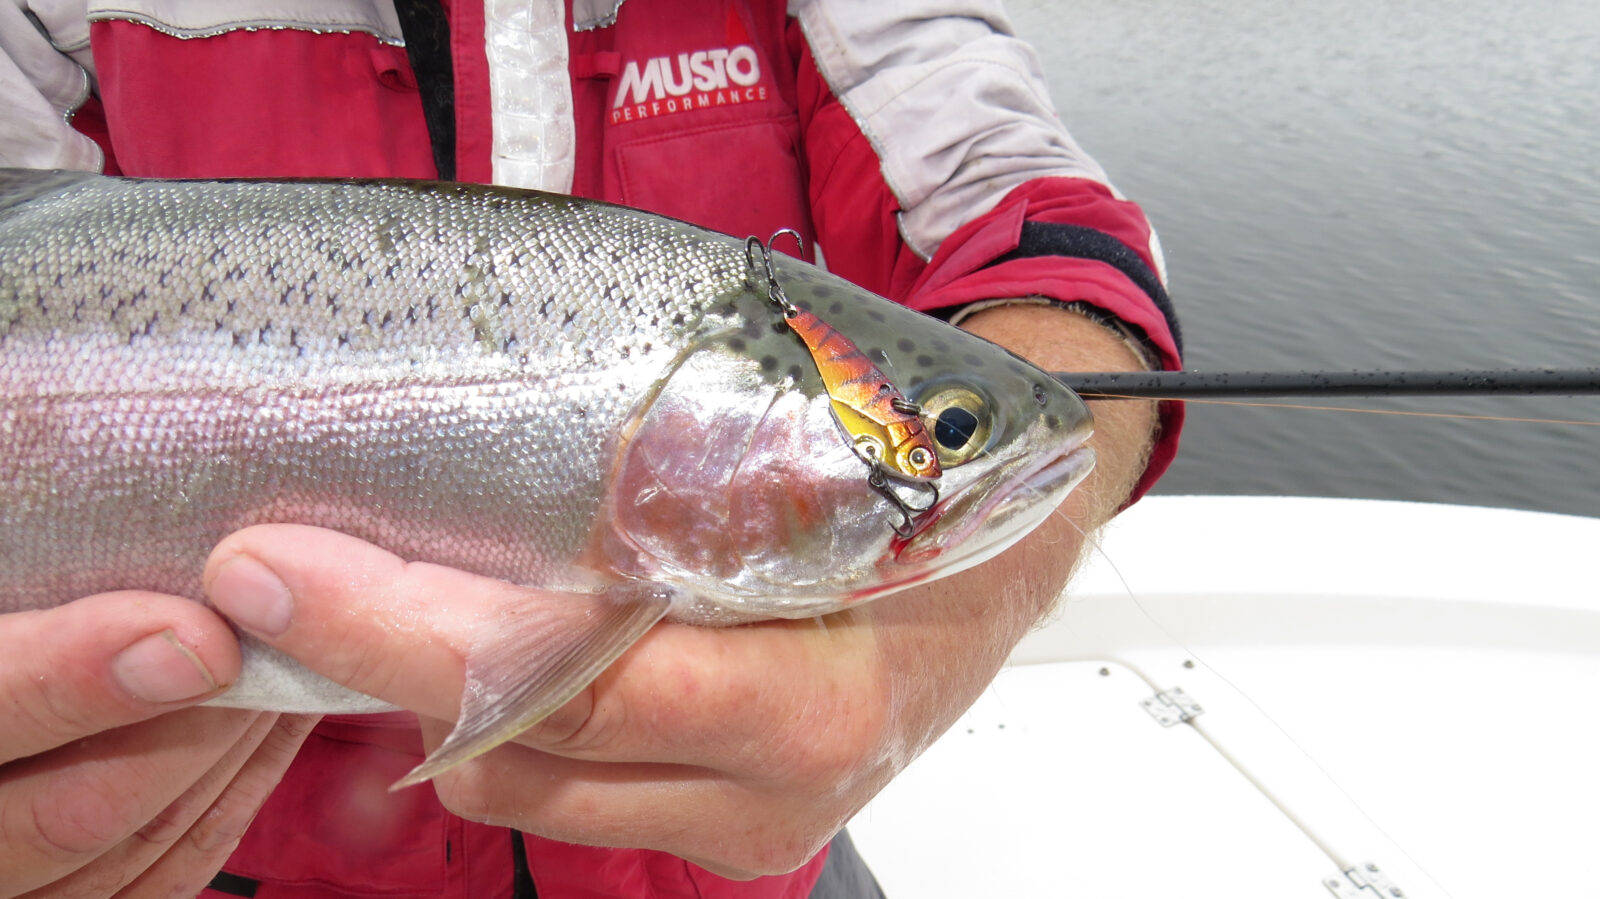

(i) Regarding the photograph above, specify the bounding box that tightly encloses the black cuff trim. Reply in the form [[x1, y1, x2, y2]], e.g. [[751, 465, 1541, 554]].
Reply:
[[992, 221, 1183, 355], [206, 871, 259, 897]]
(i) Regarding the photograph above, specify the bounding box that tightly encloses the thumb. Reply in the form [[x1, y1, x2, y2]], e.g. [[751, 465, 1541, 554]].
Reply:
[[201, 524, 490, 723], [0, 592, 241, 764]]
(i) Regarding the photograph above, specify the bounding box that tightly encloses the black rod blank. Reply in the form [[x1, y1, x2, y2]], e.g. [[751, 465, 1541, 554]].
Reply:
[[1054, 368, 1600, 399]]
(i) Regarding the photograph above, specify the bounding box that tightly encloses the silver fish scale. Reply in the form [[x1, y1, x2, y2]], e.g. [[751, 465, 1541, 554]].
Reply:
[[0, 176, 759, 609]]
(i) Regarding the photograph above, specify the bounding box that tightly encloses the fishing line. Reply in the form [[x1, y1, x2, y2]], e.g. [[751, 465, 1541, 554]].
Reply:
[[1049, 510, 1457, 898], [1080, 394, 1600, 427]]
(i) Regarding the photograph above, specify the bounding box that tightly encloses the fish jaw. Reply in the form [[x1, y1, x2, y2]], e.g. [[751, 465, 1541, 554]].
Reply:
[[893, 444, 1096, 572]]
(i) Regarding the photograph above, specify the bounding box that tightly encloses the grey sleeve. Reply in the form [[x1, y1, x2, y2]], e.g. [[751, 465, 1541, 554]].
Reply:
[[791, 0, 1114, 260], [0, 2, 102, 170]]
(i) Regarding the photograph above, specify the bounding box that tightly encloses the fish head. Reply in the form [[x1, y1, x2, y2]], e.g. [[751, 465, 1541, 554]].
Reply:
[[608, 254, 1093, 617]]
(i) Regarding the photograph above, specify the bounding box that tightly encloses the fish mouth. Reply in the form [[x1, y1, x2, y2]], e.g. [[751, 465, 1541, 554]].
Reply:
[[893, 445, 1096, 570]]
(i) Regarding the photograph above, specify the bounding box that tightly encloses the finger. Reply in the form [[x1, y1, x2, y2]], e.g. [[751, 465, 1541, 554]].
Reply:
[[422, 728, 843, 880], [116, 714, 319, 899], [206, 525, 889, 772], [203, 525, 509, 723], [0, 592, 241, 764], [0, 708, 261, 898], [12, 711, 281, 899], [516, 614, 886, 776]]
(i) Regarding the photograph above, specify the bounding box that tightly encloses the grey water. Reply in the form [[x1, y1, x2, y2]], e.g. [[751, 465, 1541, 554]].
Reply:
[[1011, 0, 1600, 517]]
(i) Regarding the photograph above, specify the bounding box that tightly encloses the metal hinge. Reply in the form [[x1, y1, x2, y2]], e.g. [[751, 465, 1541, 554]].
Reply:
[[1140, 687, 1203, 726], [1325, 863, 1405, 898]]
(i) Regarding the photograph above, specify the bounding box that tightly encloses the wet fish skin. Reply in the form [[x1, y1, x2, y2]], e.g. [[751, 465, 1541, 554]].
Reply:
[[0, 169, 1094, 782]]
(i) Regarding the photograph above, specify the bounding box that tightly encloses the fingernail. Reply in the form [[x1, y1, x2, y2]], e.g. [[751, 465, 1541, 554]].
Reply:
[[113, 630, 220, 703], [209, 555, 294, 637]]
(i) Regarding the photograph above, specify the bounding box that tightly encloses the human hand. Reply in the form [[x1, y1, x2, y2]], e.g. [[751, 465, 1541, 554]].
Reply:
[[0, 593, 318, 898], [198, 303, 1159, 880]]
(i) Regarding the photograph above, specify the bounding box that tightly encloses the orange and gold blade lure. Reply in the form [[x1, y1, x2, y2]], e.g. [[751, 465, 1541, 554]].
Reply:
[[781, 306, 941, 481], [746, 232, 941, 482]]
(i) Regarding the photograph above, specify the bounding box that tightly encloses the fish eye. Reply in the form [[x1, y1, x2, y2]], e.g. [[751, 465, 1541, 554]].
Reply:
[[919, 386, 992, 466]]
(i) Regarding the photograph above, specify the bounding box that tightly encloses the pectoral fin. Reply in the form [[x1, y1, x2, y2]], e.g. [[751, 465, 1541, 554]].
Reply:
[[392, 583, 675, 789]]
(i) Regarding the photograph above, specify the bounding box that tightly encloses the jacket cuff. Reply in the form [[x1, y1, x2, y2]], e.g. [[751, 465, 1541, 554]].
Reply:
[[902, 178, 1184, 503]]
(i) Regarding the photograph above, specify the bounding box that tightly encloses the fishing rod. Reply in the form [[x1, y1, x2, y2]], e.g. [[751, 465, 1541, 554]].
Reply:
[[1053, 368, 1600, 399]]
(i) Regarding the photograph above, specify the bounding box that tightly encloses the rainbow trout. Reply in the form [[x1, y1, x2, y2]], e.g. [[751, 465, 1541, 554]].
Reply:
[[0, 169, 1093, 784]]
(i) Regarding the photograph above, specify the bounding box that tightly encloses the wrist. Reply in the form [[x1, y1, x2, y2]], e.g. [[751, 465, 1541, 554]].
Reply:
[[956, 301, 1161, 525]]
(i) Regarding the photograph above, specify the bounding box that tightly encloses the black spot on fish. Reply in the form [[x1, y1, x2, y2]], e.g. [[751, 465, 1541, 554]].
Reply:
[[916, 354, 934, 368], [786, 364, 805, 382], [1046, 414, 1061, 429], [760, 355, 779, 371], [897, 338, 916, 353], [828, 301, 845, 315], [811, 285, 834, 299], [729, 337, 747, 353], [771, 321, 788, 336], [867, 309, 885, 323], [962, 353, 985, 368], [741, 318, 764, 339]]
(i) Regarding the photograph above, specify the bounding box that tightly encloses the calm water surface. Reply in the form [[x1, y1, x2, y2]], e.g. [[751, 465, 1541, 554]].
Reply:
[[1010, 0, 1600, 516]]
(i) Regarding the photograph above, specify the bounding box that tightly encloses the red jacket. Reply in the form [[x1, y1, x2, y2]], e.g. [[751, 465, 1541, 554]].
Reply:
[[14, 1, 1183, 896]]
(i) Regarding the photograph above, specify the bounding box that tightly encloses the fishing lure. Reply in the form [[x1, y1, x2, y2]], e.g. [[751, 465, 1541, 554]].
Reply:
[[746, 232, 941, 536]]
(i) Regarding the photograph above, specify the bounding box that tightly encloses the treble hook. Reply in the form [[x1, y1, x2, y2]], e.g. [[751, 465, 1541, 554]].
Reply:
[[868, 463, 941, 539], [744, 230, 804, 318]]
